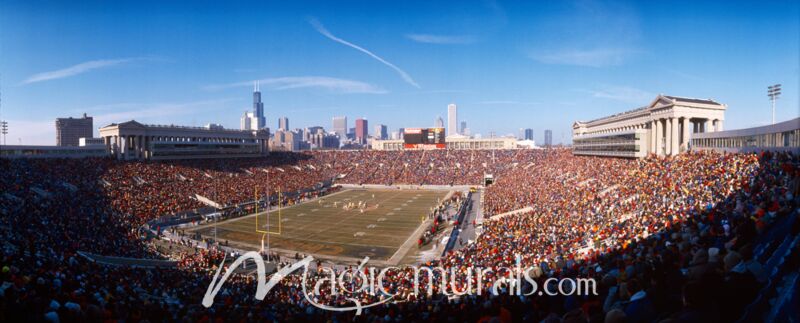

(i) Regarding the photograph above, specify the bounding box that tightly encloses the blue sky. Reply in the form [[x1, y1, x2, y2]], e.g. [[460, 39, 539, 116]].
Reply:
[[0, 0, 797, 145]]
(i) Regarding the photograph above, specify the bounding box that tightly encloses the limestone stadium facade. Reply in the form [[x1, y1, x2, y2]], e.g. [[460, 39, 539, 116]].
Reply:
[[572, 94, 727, 158]]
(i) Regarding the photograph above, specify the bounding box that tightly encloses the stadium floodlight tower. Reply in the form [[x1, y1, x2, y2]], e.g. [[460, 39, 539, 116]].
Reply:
[[767, 84, 781, 125], [0, 121, 7, 146]]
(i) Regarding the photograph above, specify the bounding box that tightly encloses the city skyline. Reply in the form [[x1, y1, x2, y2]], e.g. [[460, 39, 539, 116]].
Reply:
[[0, 0, 798, 145]]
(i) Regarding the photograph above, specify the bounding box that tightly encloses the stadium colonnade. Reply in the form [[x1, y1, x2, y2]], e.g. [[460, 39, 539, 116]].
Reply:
[[572, 94, 800, 158]]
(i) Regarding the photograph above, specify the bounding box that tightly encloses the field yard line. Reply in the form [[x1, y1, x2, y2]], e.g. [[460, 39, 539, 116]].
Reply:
[[194, 188, 352, 231], [387, 189, 452, 265], [388, 219, 431, 265], [304, 190, 405, 242], [217, 231, 400, 249], [207, 218, 423, 242]]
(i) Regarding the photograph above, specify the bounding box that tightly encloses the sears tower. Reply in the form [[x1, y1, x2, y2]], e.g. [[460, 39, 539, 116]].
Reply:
[[240, 81, 267, 130], [252, 81, 265, 129]]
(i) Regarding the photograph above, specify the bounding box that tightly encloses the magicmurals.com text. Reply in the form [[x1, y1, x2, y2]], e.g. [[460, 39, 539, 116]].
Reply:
[[202, 252, 598, 315]]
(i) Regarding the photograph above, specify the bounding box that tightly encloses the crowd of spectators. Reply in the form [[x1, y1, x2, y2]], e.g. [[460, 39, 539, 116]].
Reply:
[[0, 149, 798, 322]]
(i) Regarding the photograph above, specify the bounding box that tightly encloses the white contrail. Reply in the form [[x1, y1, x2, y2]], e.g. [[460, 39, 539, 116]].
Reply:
[[22, 58, 137, 84], [309, 18, 420, 88], [204, 76, 387, 94], [405, 34, 476, 45]]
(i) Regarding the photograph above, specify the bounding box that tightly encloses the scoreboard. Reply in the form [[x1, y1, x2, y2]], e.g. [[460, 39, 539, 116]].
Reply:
[[403, 128, 446, 149]]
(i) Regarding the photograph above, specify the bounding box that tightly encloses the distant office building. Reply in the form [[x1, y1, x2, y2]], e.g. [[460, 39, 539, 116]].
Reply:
[[435, 116, 444, 128], [271, 129, 304, 151], [310, 131, 340, 149], [286, 130, 302, 151], [348, 127, 356, 140], [355, 118, 368, 144], [374, 124, 388, 140], [205, 123, 224, 130], [240, 112, 253, 130], [462, 128, 471, 136], [332, 116, 347, 138], [544, 129, 553, 147], [305, 126, 324, 141], [56, 113, 93, 147], [398, 128, 405, 140], [447, 104, 458, 136], [524, 128, 534, 141], [278, 117, 289, 131], [460, 121, 467, 135]]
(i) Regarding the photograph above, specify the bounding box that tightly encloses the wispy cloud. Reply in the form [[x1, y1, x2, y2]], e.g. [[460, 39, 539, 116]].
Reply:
[[475, 100, 540, 106], [22, 57, 147, 84], [408, 89, 470, 95], [92, 98, 240, 126], [585, 85, 653, 104], [531, 48, 635, 68], [663, 68, 706, 82], [308, 18, 420, 88], [526, 1, 641, 68], [205, 76, 387, 94], [405, 34, 476, 45]]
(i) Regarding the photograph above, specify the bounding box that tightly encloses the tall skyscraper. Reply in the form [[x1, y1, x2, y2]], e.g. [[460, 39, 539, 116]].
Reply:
[[434, 116, 444, 128], [398, 128, 405, 140], [524, 128, 534, 141], [252, 82, 265, 129], [447, 103, 458, 136], [355, 118, 368, 144], [55, 113, 93, 146], [332, 116, 347, 138], [544, 129, 553, 147], [278, 117, 289, 131], [460, 121, 467, 135], [241, 82, 265, 130], [374, 124, 388, 140]]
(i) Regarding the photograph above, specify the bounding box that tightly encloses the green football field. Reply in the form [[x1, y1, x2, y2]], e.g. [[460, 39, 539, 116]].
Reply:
[[189, 189, 449, 264]]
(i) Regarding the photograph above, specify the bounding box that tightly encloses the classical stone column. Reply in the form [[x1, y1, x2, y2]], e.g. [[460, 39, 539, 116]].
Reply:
[[104, 136, 111, 154], [682, 117, 691, 152], [655, 119, 663, 156], [716, 119, 724, 132], [670, 117, 679, 155], [704, 119, 711, 133], [650, 121, 657, 154], [113, 135, 119, 159], [665, 118, 673, 155], [131, 136, 137, 159], [137, 135, 143, 159], [120, 136, 127, 160]]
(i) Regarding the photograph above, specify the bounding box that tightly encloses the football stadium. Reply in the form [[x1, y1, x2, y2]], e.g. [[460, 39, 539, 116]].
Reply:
[[2, 1, 799, 322]]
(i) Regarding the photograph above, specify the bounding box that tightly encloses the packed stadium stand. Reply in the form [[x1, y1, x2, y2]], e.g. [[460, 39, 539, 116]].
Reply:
[[0, 149, 797, 322]]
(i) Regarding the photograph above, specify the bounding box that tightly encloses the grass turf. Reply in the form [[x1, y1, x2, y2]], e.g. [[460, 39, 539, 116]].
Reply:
[[189, 189, 449, 262]]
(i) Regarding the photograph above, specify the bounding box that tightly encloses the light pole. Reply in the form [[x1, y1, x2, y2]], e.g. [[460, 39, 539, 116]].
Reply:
[[0, 121, 7, 146], [768, 84, 781, 125]]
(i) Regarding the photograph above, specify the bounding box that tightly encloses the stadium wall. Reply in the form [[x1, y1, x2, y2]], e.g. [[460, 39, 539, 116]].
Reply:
[[691, 118, 800, 154]]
